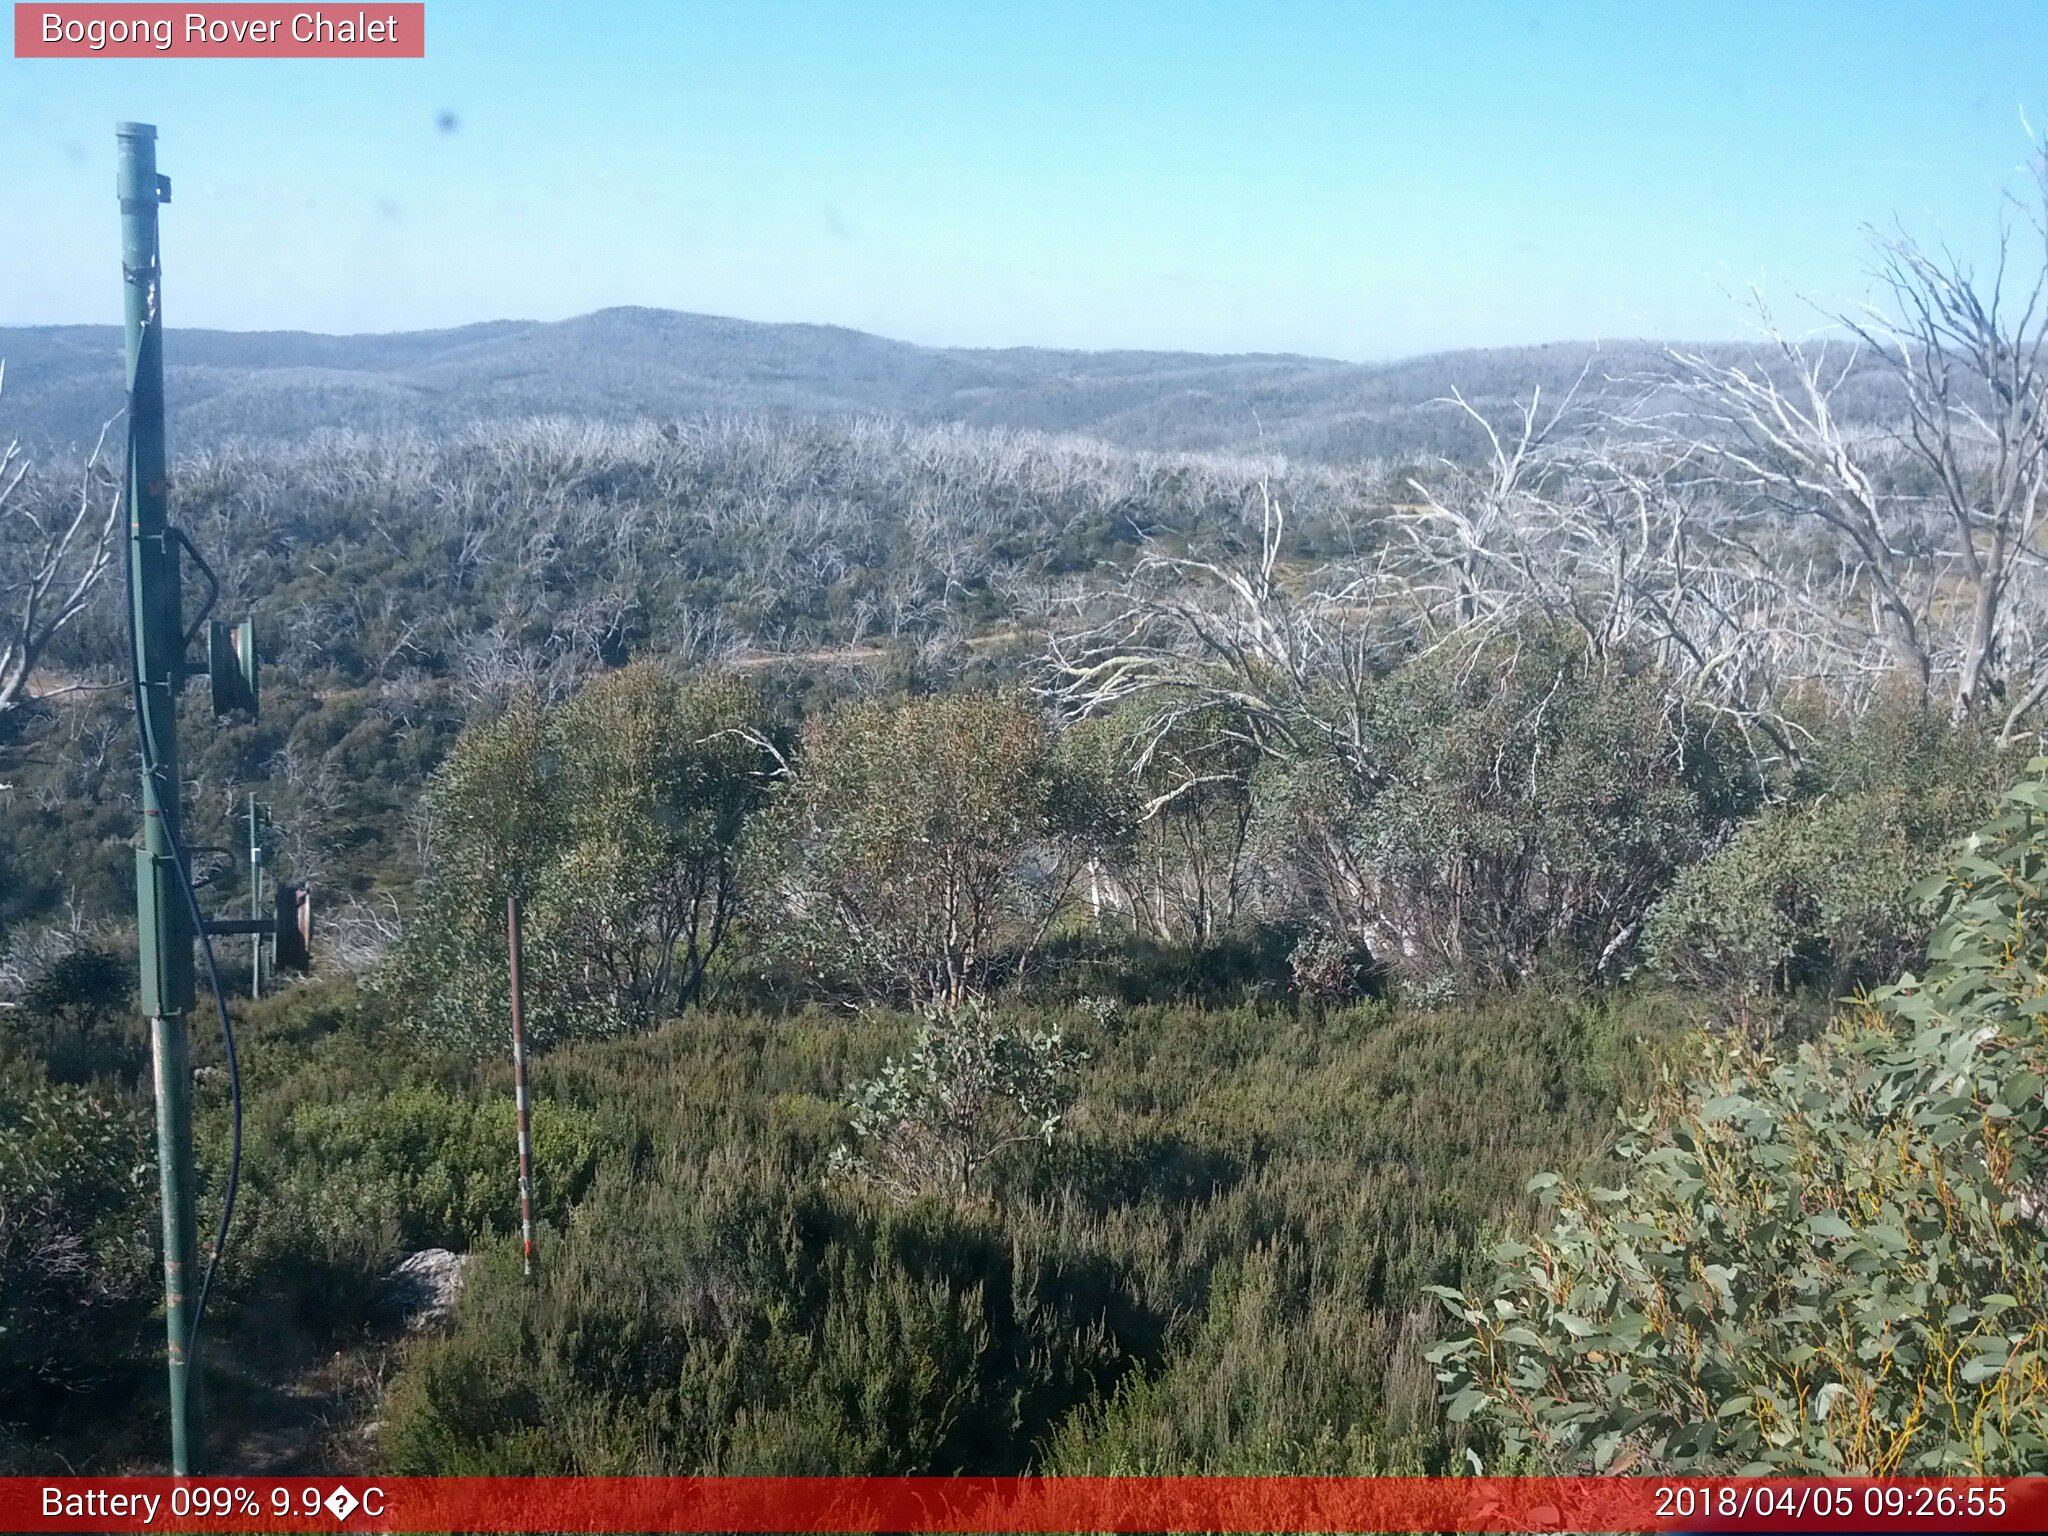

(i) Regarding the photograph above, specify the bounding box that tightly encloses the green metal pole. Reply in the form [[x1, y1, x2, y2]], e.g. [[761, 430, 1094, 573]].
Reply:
[[119, 120, 202, 1477]]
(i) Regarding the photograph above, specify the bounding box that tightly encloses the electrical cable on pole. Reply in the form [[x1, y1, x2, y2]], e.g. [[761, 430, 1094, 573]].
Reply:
[[117, 121, 312, 1476]]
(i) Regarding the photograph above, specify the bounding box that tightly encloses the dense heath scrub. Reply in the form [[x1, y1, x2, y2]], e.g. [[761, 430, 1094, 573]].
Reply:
[[1, 665, 2030, 1473], [4, 966, 1678, 1474], [10, 180, 2048, 1468]]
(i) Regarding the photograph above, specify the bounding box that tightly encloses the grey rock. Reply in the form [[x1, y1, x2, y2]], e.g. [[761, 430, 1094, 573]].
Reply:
[[377, 1248, 469, 1334]]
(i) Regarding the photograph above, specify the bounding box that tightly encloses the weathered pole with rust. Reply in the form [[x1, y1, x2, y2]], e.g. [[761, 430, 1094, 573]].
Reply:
[[507, 896, 537, 1278]]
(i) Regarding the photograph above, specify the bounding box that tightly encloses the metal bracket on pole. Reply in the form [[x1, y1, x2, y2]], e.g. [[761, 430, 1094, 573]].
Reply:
[[119, 119, 203, 1477], [201, 884, 312, 973], [117, 121, 310, 1477]]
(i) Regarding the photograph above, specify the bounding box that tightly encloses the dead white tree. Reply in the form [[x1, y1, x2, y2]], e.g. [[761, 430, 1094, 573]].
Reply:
[[1856, 193, 2048, 730], [1391, 373, 1846, 767], [1045, 477, 1405, 788], [1051, 358, 1907, 802], [0, 367, 123, 730], [1042, 475, 1419, 962], [1665, 333, 1943, 705], [313, 892, 406, 973], [1663, 153, 2048, 730], [1391, 368, 1596, 637]]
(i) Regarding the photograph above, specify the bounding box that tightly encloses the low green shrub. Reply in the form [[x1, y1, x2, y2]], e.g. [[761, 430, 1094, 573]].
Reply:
[[1251, 629, 1760, 995], [382, 986, 1670, 1475], [382, 1165, 1141, 1475], [213, 1076, 634, 1339], [832, 998, 1088, 1201], [173, 985, 640, 1340], [1431, 765, 2048, 1473], [1643, 707, 2010, 1007], [3, 944, 142, 1086], [0, 1067, 157, 1447]]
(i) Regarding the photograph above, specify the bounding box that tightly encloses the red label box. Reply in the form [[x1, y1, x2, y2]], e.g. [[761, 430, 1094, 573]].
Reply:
[[14, 4, 425, 57], [2, 1476, 2045, 1534]]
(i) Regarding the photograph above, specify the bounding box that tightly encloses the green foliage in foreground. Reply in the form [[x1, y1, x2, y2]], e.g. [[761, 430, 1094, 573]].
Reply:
[[832, 997, 1090, 1201], [379, 988, 1669, 1474], [0, 978, 648, 1468], [1431, 766, 2048, 1473], [0, 953, 161, 1470], [383, 1165, 1138, 1476], [193, 987, 639, 1335], [0, 1069, 155, 1409]]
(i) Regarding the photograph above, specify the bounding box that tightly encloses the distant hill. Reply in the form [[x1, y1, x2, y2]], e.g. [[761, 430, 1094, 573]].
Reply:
[[0, 307, 1878, 463]]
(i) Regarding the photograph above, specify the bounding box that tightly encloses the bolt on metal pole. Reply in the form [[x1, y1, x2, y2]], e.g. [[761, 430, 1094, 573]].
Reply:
[[507, 896, 537, 1278], [248, 795, 263, 999], [119, 120, 202, 1476]]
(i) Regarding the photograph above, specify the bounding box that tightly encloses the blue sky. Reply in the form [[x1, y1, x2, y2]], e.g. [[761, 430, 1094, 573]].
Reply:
[[4, 1, 2045, 358]]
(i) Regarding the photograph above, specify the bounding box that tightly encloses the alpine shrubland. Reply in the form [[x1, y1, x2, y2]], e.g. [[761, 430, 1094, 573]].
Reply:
[[6, 163, 2048, 1477]]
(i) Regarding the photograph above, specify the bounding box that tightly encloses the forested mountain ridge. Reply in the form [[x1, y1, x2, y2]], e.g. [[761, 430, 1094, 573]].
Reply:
[[0, 307, 1894, 462]]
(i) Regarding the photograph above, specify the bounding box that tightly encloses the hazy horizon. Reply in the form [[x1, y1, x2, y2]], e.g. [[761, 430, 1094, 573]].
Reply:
[[0, 300, 1753, 368], [7, 2, 2047, 359]]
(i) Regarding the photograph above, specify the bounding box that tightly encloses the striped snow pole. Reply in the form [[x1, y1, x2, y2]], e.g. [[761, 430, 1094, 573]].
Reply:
[[507, 896, 537, 1279]]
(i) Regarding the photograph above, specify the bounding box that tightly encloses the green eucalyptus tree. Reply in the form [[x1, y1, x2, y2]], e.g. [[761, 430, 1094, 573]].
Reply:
[[755, 692, 1119, 1002], [380, 664, 775, 1049]]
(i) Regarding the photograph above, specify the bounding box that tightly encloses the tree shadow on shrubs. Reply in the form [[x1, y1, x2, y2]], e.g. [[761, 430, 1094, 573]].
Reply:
[[1037, 1130, 1248, 1215], [382, 1168, 1170, 1476], [1035, 926, 1330, 1009]]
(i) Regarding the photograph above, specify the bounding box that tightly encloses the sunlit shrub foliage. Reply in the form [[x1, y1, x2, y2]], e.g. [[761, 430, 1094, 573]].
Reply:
[[376, 664, 776, 1048], [1644, 705, 2011, 1006], [1430, 767, 2048, 1472], [831, 997, 1089, 1201], [753, 692, 1119, 1002]]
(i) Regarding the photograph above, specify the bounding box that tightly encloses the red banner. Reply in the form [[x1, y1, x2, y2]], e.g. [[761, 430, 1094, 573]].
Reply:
[[13, 4, 424, 58], [2, 1476, 2043, 1533]]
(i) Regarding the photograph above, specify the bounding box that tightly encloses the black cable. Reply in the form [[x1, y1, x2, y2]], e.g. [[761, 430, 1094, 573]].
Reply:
[[120, 380, 243, 1368]]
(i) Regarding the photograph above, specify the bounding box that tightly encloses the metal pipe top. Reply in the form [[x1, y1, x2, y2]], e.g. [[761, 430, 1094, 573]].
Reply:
[[116, 121, 157, 139]]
